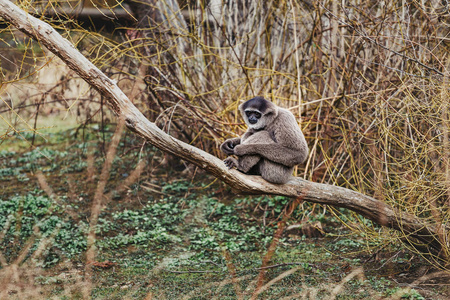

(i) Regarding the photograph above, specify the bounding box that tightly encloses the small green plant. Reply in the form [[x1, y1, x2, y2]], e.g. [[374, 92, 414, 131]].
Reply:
[[399, 289, 425, 300], [97, 201, 186, 250], [0, 193, 87, 267]]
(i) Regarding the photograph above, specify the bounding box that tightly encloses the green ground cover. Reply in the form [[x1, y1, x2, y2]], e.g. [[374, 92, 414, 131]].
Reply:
[[0, 126, 448, 299]]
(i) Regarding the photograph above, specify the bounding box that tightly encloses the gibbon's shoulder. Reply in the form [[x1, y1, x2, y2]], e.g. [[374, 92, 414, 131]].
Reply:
[[274, 107, 298, 126]]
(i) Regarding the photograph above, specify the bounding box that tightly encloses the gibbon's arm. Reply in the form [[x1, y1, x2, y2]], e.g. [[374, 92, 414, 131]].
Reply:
[[220, 137, 241, 155], [234, 143, 308, 167]]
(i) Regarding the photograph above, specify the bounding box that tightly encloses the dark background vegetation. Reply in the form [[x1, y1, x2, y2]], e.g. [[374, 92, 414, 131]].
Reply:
[[0, 0, 449, 298]]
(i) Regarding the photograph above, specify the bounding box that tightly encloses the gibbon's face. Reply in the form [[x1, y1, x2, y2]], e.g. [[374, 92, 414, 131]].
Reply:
[[240, 97, 278, 130], [245, 110, 262, 125]]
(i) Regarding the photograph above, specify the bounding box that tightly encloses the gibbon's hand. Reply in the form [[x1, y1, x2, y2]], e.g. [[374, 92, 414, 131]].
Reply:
[[221, 139, 238, 155]]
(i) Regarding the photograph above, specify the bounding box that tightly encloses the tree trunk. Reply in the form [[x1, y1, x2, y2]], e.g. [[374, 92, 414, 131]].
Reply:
[[0, 0, 447, 257]]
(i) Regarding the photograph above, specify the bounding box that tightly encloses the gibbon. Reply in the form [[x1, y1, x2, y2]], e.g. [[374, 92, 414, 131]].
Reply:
[[221, 97, 308, 184]]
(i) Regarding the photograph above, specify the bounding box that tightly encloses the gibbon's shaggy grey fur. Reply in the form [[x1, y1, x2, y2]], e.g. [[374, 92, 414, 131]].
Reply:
[[220, 97, 308, 184]]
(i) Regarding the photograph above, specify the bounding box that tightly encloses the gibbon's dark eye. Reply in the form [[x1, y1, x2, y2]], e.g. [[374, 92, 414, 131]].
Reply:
[[245, 111, 261, 118], [246, 110, 261, 125]]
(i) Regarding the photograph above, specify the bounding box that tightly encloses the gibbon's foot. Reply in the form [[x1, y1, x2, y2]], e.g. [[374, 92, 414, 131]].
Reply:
[[224, 157, 238, 169]]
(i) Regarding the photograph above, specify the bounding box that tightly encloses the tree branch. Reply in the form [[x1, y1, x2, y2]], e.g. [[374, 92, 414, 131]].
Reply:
[[0, 0, 446, 254]]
